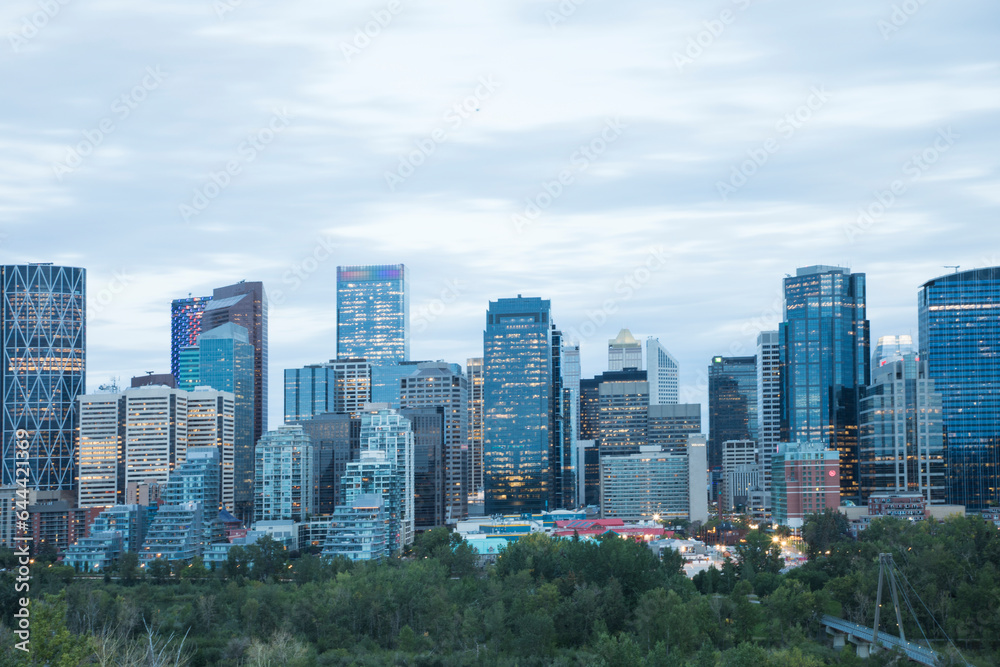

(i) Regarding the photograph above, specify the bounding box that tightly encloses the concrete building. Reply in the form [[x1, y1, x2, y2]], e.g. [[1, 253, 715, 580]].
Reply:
[[648, 404, 702, 454], [756, 330, 781, 504], [772, 442, 841, 526], [597, 380, 649, 456], [721, 440, 761, 511]]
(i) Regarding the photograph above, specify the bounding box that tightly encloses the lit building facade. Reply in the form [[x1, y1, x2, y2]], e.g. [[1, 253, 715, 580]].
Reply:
[[647, 404, 702, 454], [721, 440, 761, 511], [483, 297, 554, 515], [292, 412, 360, 516], [351, 408, 414, 550], [466, 357, 485, 500], [597, 380, 649, 456], [336, 264, 409, 364], [756, 331, 781, 500], [322, 494, 390, 561], [1, 264, 86, 492], [401, 407, 445, 528], [400, 363, 468, 523], [919, 267, 1000, 510], [284, 358, 372, 422], [780, 266, 870, 502]]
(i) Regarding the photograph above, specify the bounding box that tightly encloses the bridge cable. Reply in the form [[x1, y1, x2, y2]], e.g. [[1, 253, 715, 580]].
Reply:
[[889, 560, 933, 651], [890, 558, 970, 666]]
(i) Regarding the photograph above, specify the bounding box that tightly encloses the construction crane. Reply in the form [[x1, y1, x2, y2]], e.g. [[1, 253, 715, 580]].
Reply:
[[944, 265, 961, 273]]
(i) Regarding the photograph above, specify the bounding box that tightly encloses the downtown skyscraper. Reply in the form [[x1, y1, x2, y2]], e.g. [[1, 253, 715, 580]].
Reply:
[[483, 296, 564, 514], [336, 264, 409, 364], [919, 267, 1000, 510], [708, 355, 758, 470], [1, 264, 86, 491], [170, 295, 211, 385], [780, 266, 870, 501]]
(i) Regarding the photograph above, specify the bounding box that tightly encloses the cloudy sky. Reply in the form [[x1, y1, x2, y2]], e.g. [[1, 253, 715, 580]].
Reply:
[[2, 0, 998, 428]]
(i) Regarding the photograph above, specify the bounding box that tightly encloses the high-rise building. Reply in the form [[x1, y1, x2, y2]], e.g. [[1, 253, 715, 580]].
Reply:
[[721, 440, 760, 511], [254, 425, 315, 523], [401, 407, 445, 528], [608, 328, 643, 371], [466, 357, 484, 500], [483, 296, 556, 515], [400, 362, 468, 523], [198, 323, 254, 518], [859, 350, 945, 504], [756, 331, 781, 501], [648, 404, 702, 454], [780, 266, 870, 502], [177, 345, 201, 391], [357, 407, 414, 549], [336, 264, 409, 364], [321, 494, 390, 562], [77, 386, 235, 510], [579, 369, 647, 446], [284, 359, 372, 421], [771, 441, 841, 526], [201, 280, 267, 468], [292, 412, 360, 516], [1, 264, 86, 492], [708, 356, 758, 470], [162, 446, 222, 511], [550, 326, 575, 509], [919, 267, 1000, 510], [646, 337, 679, 405], [170, 295, 211, 385], [597, 380, 649, 456]]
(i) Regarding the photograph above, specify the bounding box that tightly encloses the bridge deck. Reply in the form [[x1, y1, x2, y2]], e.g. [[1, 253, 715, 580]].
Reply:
[[820, 615, 940, 666]]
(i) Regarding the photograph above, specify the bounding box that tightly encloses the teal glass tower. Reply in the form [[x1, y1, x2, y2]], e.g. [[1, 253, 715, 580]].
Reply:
[[483, 296, 555, 515], [780, 266, 870, 502], [919, 267, 1000, 510], [198, 323, 254, 519], [336, 264, 409, 364], [1, 264, 86, 491]]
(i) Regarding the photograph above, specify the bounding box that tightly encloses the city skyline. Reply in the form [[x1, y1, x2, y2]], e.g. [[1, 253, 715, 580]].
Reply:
[[2, 2, 997, 431]]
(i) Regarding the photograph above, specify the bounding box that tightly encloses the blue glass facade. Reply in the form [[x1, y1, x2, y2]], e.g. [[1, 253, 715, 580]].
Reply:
[[780, 266, 870, 501], [170, 296, 211, 384], [483, 297, 554, 514], [919, 267, 1000, 510], [198, 323, 254, 516], [1, 264, 86, 491], [336, 264, 409, 364]]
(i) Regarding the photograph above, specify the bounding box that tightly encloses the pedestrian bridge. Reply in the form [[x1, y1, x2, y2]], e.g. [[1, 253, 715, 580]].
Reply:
[[820, 615, 943, 665]]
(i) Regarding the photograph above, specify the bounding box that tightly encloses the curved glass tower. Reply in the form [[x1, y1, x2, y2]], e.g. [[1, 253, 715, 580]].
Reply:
[[919, 267, 1000, 510]]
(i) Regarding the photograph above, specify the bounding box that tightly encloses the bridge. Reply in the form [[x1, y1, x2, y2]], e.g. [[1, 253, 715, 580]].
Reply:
[[820, 615, 942, 665]]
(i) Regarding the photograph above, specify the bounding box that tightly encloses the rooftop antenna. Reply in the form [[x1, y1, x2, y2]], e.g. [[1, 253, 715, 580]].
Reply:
[[944, 265, 960, 274]]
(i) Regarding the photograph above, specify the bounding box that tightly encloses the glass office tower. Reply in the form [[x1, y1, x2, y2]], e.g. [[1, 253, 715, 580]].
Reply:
[[483, 296, 554, 515], [780, 265, 870, 502], [708, 356, 758, 470], [170, 295, 211, 385], [1, 264, 86, 491], [919, 267, 1000, 510], [336, 264, 409, 364], [198, 323, 254, 520]]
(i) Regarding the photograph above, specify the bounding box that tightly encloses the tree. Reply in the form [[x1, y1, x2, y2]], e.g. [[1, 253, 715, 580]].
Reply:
[[801, 508, 850, 559], [246, 535, 287, 582], [147, 558, 171, 585], [734, 530, 783, 581], [118, 552, 139, 585]]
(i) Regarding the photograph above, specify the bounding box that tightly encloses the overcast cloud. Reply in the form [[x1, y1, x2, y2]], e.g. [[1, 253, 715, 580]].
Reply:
[[2, 0, 998, 427]]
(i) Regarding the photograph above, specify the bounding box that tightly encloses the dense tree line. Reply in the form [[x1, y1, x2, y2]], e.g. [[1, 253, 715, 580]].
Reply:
[[0, 515, 997, 665]]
